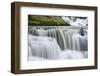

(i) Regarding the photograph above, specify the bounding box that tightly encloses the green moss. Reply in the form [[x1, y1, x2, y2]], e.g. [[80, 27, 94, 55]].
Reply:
[[28, 15, 70, 26]]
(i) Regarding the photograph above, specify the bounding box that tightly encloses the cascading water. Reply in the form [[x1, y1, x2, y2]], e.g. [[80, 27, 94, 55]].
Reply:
[[28, 27, 88, 60], [28, 34, 61, 60]]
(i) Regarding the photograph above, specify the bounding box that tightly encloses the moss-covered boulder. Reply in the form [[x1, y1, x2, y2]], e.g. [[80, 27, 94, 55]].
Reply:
[[28, 15, 70, 26]]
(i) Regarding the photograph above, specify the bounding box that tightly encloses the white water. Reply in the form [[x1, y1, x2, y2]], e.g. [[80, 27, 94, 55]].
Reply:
[[62, 16, 88, 26], [29, 35, 61, 60], [28, 27, 88, 60]]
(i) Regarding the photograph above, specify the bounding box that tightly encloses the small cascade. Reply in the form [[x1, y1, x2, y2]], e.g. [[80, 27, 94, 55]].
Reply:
[[28, 34, 61, 59]]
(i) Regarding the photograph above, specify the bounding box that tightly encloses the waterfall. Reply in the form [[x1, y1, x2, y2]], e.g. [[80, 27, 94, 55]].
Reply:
[[63, 29, 78, 50], [29, 34, 61, 59], [63, 29, 88, 51], [28, 27, 88, 60], [47, 28, 66, 50]]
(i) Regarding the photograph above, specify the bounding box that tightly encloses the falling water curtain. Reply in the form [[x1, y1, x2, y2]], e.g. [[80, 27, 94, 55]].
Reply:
[[28, 26, 88, 59]]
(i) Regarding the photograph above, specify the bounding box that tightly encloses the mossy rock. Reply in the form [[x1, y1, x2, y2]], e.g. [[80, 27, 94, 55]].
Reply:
[[28, 15, 70, 26]]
